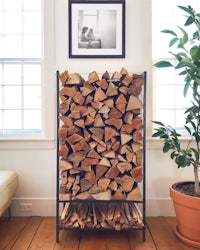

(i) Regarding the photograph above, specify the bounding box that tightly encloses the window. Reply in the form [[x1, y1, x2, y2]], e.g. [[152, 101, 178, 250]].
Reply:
[[0, 0, 42, 135], [152, 0, 200, 132]]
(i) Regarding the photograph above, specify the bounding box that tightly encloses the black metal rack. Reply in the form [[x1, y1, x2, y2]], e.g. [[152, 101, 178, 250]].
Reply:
[[56, 70, 146, 243]]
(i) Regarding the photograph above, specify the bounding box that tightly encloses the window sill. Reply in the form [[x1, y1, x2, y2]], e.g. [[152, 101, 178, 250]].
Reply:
[[146, 137, 194, 150], [0, 137, 55, 150]]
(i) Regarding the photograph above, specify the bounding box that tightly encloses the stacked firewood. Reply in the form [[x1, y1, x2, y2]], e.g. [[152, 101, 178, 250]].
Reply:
[[58, 68, 144, 202], [60, 202, 144, 229]]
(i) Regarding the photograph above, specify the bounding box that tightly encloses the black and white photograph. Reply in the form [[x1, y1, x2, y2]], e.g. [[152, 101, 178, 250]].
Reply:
[[69, 0, 125, 58]]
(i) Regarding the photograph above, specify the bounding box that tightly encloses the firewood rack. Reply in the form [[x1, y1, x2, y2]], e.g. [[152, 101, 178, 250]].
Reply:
[[56, 69, 146, 243]]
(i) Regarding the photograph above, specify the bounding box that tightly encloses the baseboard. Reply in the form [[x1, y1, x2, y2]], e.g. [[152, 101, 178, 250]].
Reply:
[[10, 197, 175, 217], [146, 198, 175, 216], [11, 198, 56, 217]]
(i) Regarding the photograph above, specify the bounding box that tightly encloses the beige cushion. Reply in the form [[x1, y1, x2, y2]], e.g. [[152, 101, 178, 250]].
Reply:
[[0, 170, 18, 216]]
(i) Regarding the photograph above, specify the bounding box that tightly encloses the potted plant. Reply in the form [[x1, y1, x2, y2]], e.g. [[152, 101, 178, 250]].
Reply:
[[152, 5, 200, 248]]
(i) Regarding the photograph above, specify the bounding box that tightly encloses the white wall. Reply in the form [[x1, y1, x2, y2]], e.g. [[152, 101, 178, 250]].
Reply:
[[0, 0, 193, 217]]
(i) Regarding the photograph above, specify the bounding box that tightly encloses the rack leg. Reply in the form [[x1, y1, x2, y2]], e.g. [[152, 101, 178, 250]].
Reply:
[[56, 225, 59, 243], [142, 225, 146, 242]]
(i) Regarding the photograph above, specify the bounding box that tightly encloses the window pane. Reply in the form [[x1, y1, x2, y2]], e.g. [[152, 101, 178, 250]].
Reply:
[[155, 110, 175, 126], [4, 63, 22, 85], [3, 11, 22, 34], [0, 36, 3, 57], [4, 110, 22, 130], [3, 0, 22, 10], [0, 63, 2, 84], [175, 85, 192, 109], [0, 11, 3, 34], [23, 86, 41, 109], [154, 67, 175, 85], [23, 63, 41, 85], [23, 0, 41, 10], [0, 110, 2, 131], [0, 86, 2, 109], [156, 85, 175, 109], [23, 11, 41, 34], [24, 110, 41, 130], [175, 110, 187, 129], [4, 86, 22, 109], [3, 35, 22, 57], [23, 35, 41, 57]]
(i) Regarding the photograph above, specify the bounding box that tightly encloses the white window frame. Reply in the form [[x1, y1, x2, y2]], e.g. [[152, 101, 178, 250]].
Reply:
[[0, 0, 55, 149], [152, 0, 200, 137]]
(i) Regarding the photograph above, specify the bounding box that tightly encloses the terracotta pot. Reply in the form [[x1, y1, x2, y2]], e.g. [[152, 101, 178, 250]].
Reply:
[[170, 181, 200, 248]]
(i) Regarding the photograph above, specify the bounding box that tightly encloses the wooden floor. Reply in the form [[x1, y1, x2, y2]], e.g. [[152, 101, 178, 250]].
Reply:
[[0, 217, 198, 249]]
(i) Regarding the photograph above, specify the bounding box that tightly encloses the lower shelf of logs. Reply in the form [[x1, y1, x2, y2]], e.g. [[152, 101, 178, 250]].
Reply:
[[59, 202, 144, 230]]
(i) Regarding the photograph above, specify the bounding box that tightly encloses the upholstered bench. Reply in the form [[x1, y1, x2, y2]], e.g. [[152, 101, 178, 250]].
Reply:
[[0, 170, 18, 216]]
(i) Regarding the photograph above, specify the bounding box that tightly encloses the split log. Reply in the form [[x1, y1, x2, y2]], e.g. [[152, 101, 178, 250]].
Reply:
[[92, 190, 111, 200], [66, 73, 84, 85], [82, 82, 95, 96], [108, 108, 122, 119], [94, 88, 107, 102], [96, 79, 108, 90], [130, 166, 143, 182], [88, 71, 99, 83], [60, 86, 77, 97], [59, 127, 68, 144], [128, 77, 144, 96], [87, 149, 101, 159], [105, 127, 119, 142], [73, 92, 85, 105], [59, 144, 69, 158], [105, 166, 120, 179], [59, 71, 70, 86], [66, 134, 83, 145], [105, 119, 122, 130], [106, 82, 118, 97], [126, 95, 143, 111], [127, 186, 142, 201], [111, 72, 122, 82], [121, 133, 133, 145]]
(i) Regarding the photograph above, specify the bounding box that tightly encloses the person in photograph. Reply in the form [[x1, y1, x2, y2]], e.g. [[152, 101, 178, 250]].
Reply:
[[80, 26, 89, 42], [86, 28, 95, 41]]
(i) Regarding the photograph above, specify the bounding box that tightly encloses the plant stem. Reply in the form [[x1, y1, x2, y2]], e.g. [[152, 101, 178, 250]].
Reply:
[[194, 165, 200, 195]]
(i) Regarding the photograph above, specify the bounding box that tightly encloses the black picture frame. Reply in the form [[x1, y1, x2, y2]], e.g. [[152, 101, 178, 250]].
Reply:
[[69, 0, 125, 58]]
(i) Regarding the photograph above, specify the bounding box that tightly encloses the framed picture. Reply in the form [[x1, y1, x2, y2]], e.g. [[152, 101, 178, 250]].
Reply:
[[69, 0, 125, 58]]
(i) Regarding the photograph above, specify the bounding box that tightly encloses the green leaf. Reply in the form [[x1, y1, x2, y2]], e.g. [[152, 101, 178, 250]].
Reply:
[[178, 70, 187, 75], [169, 52, 182, 62], [152, 131, 166, 138], [193, 31, 199, 39], [175, 59, 195, 70], [194, 78, 200, 85], [190, 148, 199, 161], [171, 151, 177, 159], [190, 45, 200, 62], [169, 37, 179, 47], [163, 143, 171, 153], [178, 26, 188, 36], [154, 61, 173, 68], [161, 29, 177, 37], [183, 79, 191, 97], [184, 125, 192, 135], [152, 121, 165, 126], [177, 52, 189, 58], [177, 5, 194, 15], [184, 16, 194, 26]]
